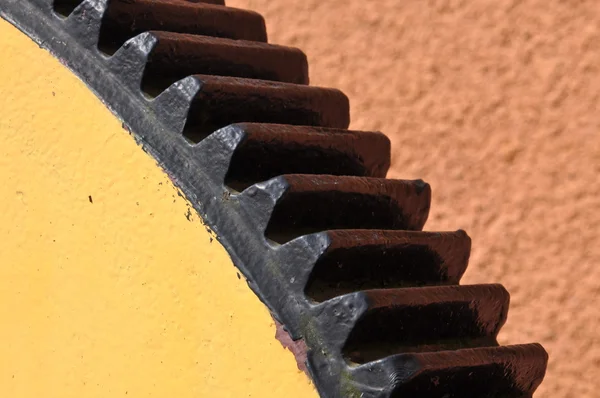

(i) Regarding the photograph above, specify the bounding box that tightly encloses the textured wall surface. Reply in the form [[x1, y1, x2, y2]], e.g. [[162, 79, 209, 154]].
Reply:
[[228, 1, 600, 397]]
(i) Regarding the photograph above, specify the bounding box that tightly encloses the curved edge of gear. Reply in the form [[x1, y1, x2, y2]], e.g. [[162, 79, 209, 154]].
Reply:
[[0, 1, 548, 397], [0, 1, 377, 396]]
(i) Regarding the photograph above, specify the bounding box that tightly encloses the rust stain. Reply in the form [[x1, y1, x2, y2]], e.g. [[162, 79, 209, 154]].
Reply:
[[274, 318, 309, 374]]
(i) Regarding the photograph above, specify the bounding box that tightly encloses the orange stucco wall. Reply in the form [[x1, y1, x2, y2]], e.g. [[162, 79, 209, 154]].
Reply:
[[228, 1, 600, 397]]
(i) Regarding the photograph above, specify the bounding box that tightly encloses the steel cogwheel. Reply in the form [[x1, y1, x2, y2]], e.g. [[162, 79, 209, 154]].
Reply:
[[0, 0, 548, 397]]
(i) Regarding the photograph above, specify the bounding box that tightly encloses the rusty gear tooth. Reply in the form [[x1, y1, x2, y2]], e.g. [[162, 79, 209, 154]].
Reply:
[[194, 125, 248, 184], [222, 123, 390, 190], [96, 0, 267, 54], [141, 32, 309, 95], [237, 175, 291, 234], [63, 0, 108, 48], [305, 230, 471, 302], [107, 32, 158, 90], [263, 175, 431, 243], [356, 344, 548, 398], [53, 0, 227, 18], [181, 0, 225, 5], [342, 284, 509, 364], [151, 76, 203, 135], [182, 75, 350, 142]]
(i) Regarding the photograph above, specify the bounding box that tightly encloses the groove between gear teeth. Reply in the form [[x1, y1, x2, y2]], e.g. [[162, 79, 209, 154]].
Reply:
[[0, 0, 548, 396]]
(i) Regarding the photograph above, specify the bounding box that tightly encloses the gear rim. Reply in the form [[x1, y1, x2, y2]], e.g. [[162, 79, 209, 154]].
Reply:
[[0, 1, 548, 397]]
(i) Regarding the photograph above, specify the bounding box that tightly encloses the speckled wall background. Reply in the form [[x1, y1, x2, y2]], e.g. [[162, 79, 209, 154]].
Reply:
[[227, 1, 599, 396]]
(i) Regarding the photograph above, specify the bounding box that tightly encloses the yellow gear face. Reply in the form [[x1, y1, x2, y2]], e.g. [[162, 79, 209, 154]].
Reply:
[[0, 17, 316, 398]]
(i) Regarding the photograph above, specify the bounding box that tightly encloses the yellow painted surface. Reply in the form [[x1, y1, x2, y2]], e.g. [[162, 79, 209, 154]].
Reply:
[[0, 18, 316, 398]]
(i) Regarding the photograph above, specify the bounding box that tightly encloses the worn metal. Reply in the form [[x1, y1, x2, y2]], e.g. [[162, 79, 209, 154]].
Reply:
[[0, 0, 548, 396]]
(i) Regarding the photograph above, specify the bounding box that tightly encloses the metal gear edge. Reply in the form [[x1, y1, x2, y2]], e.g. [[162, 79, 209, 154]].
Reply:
[[0, 1, 548, 397]]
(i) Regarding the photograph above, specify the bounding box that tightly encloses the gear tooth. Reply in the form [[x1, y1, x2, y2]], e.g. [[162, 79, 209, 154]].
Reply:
[[237, 176, 291, 234], [181, 75, 350, 143], [192, 125, 247, 185], [65, 0, 108, 48], [97, 0, 267, 54], [342, 284, 509, 365], [361, 344, 548, 398], [141, 33, 309, 96], [186, 0, 226, 4], [264, 176, 431, 244], [151, 76, 202, 135], [311, 292, 371, 351], [224, 124, 390, 191], [107, 32, 158, 91], [305, 230, 472, 302], [346, 354, 421, 397], [271, 232, 332, 291], [205, 125, 247, 153]]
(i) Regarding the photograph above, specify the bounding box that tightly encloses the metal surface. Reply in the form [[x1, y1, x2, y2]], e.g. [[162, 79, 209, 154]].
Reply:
[[0, 0, 548, 396]]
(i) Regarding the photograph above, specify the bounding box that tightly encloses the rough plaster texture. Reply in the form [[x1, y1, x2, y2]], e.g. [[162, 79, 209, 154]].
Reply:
[[227, 1, 600, 396]]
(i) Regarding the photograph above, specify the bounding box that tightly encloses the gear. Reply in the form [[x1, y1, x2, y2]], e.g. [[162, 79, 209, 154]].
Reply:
[[0, 1, 548, 396]]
